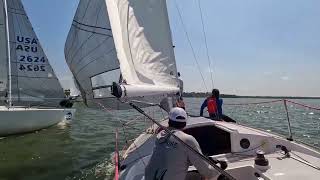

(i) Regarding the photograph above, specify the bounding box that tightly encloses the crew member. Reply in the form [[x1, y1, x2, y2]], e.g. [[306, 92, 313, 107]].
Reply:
[[175, 96, 186, 110], [177, 72, 183, 97], [200, 89, 223, 120], [145, 107, 218, 180]]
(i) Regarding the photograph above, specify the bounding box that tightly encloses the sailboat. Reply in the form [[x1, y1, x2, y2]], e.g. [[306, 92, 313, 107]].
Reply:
[[0, 0, 75, 136], [65, 0, 320, 180]]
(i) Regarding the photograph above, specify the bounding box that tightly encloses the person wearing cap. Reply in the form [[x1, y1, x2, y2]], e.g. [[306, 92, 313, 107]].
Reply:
[[200, 89, 223, 120], [145, 107, 219, 180]]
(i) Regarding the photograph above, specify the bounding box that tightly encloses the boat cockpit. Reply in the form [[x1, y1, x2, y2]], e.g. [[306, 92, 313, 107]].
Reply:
[[184, 125, 231, 156]]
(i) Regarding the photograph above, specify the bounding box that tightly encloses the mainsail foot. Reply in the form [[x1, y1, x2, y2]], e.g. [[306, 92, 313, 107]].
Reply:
[[110, 82, 179, 99]]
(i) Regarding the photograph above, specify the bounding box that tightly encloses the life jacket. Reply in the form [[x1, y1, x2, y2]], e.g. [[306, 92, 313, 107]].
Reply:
[[207, 97, 218, 114]]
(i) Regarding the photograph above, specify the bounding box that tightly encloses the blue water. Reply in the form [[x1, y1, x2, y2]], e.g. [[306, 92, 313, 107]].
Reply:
[[0, 98, 319, 180]]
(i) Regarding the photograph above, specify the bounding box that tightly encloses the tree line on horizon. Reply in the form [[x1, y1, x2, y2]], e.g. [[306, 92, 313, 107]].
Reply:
[[182, 92, 320, 99]]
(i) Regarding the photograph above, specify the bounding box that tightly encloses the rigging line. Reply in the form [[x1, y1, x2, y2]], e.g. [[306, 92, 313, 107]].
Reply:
[[282, 151, 320, 171], [95, 102, 147, 167], [72, 20, 111, 31], [197, 0, 215, 89], [173, 0, 208, 92]]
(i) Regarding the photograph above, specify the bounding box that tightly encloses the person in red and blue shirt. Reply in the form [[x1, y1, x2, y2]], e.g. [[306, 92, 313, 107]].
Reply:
[[200, 89, 223, 120]]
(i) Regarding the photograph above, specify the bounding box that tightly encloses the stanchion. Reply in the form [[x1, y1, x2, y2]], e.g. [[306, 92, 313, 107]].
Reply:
[[283, 99, 293, 141]]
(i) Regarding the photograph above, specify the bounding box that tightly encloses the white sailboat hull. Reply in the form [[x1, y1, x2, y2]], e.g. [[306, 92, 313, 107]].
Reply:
[[0, 106, 76, 136]]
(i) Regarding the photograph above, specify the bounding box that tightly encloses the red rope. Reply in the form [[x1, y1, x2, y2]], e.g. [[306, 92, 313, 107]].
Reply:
[[224, 98, 320, 111], [224, 99, 282, 106], [285, 100, 320, 111], [114, 129, 120, 180]]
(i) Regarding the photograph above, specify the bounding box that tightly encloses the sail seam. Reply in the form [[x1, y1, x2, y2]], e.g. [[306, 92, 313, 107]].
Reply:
[[74, 48, 116, 75], [72, 20, 111, 31], [8, 7, 24, 12], [68, 0, 105, 65], [89, 67, 120, 79], [71, 24, 112, 37], [10, 75, 58, 79], [7, 10, 26, 16], [64, 0, 91, 58], [71, 37, 112, 71]]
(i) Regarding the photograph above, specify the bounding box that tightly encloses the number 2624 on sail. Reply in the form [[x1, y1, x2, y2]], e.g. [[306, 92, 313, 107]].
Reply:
[[19, 64, 46, 72]]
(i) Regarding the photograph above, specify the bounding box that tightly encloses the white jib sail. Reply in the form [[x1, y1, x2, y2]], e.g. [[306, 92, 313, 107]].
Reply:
[[105, 0, 179, 98], [6, 0, 65, 106]]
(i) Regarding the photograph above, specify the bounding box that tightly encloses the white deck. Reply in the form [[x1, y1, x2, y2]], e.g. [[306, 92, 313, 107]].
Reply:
[[118, 117, 320, 180]]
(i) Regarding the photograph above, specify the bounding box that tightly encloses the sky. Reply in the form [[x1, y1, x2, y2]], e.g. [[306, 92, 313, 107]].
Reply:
[[22, 0, 320, 96]]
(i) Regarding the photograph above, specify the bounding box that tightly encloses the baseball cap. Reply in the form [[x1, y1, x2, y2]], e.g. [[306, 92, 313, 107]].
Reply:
[[169, 107, 187, 123]]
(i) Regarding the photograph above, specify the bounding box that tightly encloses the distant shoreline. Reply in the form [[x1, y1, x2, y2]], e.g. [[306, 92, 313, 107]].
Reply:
[[182, 92, 320, 99]]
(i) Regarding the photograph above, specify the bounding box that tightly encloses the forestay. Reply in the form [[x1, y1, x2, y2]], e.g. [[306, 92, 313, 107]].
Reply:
[[6, 0, 64, 106], [0, 0, 8, 99]]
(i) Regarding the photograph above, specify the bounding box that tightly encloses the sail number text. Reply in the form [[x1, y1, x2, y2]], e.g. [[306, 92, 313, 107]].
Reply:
[[15, 36, 38, 53], [19, 64, 46, 72], [19, 55, 46, 63], [15, 36, 47, 72]]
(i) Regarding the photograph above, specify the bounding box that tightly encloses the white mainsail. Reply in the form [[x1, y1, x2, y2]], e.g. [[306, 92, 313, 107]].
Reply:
[[65, 0, 179, 108], [106, 0, 179, 98], [4, 0, 65, 106]]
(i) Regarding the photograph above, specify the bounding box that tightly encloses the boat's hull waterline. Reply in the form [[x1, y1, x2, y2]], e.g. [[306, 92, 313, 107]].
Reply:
[[118, 117, 320, 180], [0, 107, 75, 136]]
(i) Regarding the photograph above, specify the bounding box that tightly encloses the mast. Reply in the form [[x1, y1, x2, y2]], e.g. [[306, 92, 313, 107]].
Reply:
[[3, 0, 11, 107]]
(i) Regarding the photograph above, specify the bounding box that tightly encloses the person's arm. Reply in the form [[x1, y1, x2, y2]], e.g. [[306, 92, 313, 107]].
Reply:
[[218, 98, 223, 115], [200, 99, 208, 116], [185, 136, 219, 179]]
